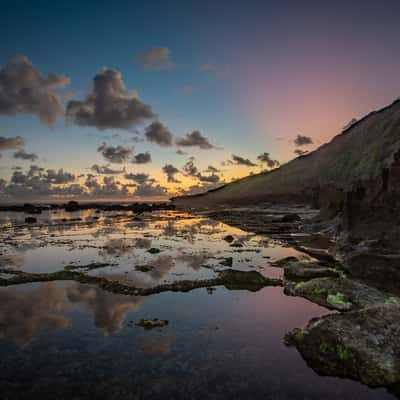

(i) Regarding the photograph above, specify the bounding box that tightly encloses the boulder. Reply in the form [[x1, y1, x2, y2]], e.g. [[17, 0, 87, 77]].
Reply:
[[285, 305, 400, 387]]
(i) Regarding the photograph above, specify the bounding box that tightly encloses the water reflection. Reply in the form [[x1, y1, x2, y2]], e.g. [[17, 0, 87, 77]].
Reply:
[[0, 282, 144, 346]]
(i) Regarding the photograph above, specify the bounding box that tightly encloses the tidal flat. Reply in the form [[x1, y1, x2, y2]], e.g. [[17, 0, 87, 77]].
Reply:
[[0, 208, 395, 399]]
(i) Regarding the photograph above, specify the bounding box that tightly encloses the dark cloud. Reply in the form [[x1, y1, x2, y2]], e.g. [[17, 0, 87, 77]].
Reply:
[[0, 56, 69, 126], [231, 154, 257, 167], [131, 151, 151, 164], [144, 122, 173, 147], [66, 68, 154, 130], [97, 143, 134, 163], [133, 182, 168, 197], [294, 149, 309, 156], [162, 164, 180, 183], [198, 174, 220, 183], [182, 158, 221, 183], [2, 166, 79, 200], [91, 164, 125, 175], [13, 149, 38, 162], [136, 47, 174, 70], [256, 152, 279, 168], [176, 149, 187, 155], [44, 168, 75, 184], [176, 130, 216, 149], [205, 165, 220, 173], [0, 136, 25, 150], [84, 175, 129, 197], [294, 134, 313, 146], [124, 173, 152, 184], [182, 158, 198, 177]]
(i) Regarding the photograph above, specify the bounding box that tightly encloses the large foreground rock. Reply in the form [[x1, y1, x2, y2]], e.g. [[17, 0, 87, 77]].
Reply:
[[286, 305, 400, 387]]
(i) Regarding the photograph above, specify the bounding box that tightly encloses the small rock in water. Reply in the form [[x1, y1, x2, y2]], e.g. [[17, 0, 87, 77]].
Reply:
[[219, 257, 233, 267], [147, 248, 161, 254], [281, 213, 301, 223], [25, 217, 37, 224], [223, 235, 235, 243], [134, 318, 169, 330]]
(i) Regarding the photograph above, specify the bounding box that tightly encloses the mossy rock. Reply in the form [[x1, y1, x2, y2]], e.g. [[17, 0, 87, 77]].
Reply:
[[286, 305, 400, 386], [133, 318, 168, 329], [285, 277, 396, 311]]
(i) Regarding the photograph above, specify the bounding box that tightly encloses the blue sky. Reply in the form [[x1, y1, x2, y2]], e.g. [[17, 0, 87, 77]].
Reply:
[[1, 0, 400, 201]]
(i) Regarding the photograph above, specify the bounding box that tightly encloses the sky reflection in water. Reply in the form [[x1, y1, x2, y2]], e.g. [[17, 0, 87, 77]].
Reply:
[[0, 210, 395, 399]]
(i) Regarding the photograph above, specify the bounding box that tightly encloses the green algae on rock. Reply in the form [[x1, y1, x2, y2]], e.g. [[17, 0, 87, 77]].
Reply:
[[284, 277, 398, 311], [285, 304, 400, 387]]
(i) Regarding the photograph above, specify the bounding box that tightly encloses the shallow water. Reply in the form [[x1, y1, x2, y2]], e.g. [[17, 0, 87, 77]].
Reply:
[[0, 210, 396, 399]]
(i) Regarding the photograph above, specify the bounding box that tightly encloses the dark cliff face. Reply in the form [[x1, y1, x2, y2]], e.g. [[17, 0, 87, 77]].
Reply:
[[173, 99, 400, 209]]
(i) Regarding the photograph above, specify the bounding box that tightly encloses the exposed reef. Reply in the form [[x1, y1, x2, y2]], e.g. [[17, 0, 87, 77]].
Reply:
[[0, 267, 282, 296]]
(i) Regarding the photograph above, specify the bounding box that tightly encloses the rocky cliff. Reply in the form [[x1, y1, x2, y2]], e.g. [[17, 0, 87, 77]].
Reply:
[[172, 99, 400, 209]]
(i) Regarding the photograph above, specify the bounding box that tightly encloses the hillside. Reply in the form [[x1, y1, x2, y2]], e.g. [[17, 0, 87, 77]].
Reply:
[[173, 99, 400, 207]]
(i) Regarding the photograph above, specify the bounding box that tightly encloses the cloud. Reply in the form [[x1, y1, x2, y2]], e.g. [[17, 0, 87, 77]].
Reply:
[[256, 152, 279, 168], [133, 182, 168, 197], [1, 166, 79, 200], [91, 164, 125, 175], [176, 149, 187, 155], [0, 136, 25, 150], [131, 151, 151, 164], [231, 154, 257, 167], [294, 149, 309, 156], [294, 134, 313, 146], [162, 164, 180, 183], [205, 165, 220, 173], [124, 173, 152, 184], [97, 143, 134, 163], [13, 149, 38, 162], [84, 175, 129, 197], [182, 158, 198, 177], [144, 121, 173, 147], [66, 68, 154, 130], [176, 130, 216, 149], [182, 158, 221, 183], [198, 173, 220, 183], [0, 56, 69, 126], [44, 168, 75, 184], [136, 47, 174, 70]]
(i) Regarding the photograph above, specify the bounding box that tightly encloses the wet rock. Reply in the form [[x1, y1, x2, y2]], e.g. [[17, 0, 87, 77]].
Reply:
[[272, 256, 299, 267], [285, 277, 398, 311], [281, 213, 301, 223], [218, 269, 279, 291], [147, 248, 161, 254], [219, 257, 233, 267], [223, 235, 235, 243], [135, 264, 154, 272], [230, 242, 243, 248], [283, 260, 340, 281], [24, 217, 37, 224], [285, 304, 400, 387], [65, 200, 80, 212], [133, 318, 169, 330], [295, 246, 336, 264], [64, 262, 113, 271], [345, 252, 400, 283]]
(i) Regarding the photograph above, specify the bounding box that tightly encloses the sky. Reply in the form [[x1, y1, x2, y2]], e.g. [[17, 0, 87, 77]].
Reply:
[[1, 0, 400, 202]]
